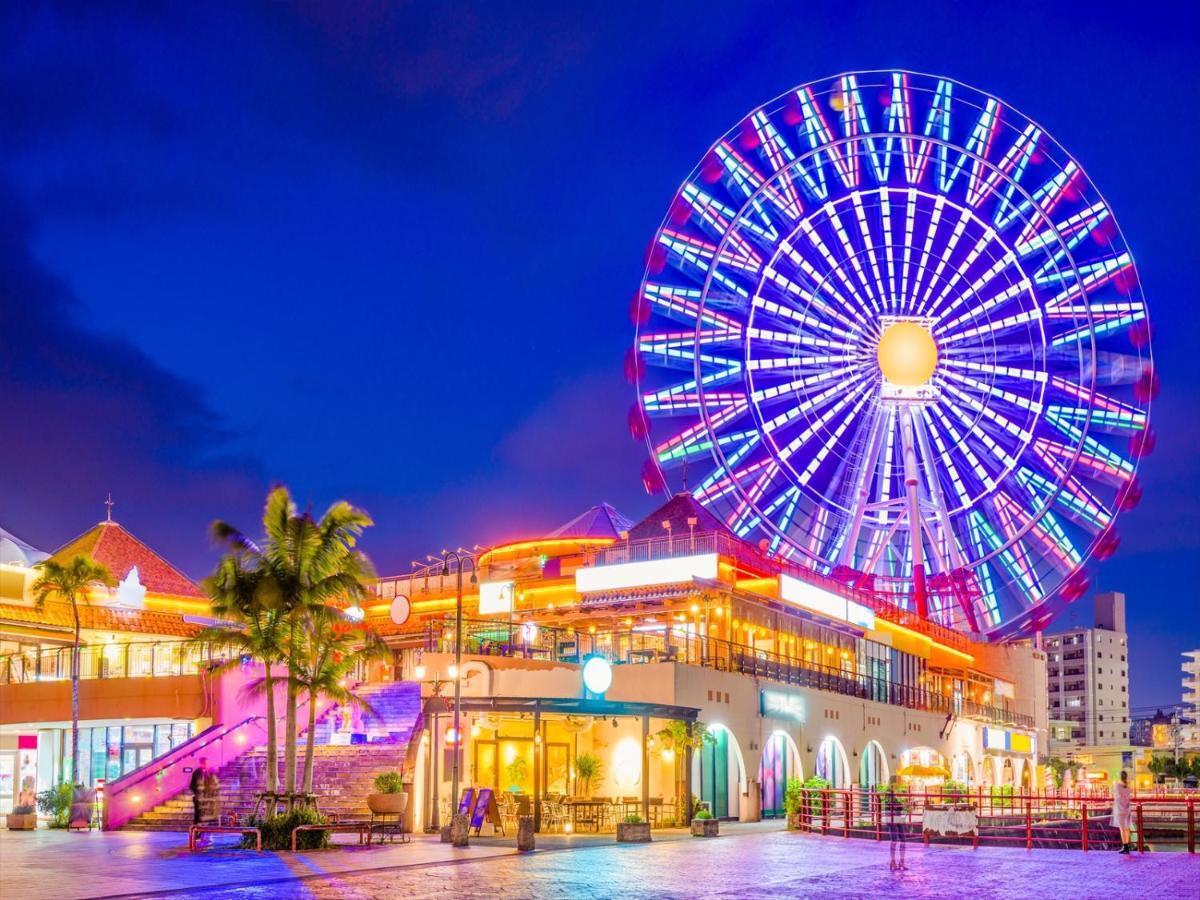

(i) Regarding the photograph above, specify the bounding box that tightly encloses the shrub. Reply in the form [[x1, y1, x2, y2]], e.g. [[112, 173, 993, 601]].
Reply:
[[783, 776, 804, 818], [694, 810, 713, 820], [802, 777, 831, 818], [940, 780, 968, 801], [622, 814, 644, 825], [574, 753, 602, 794], [243, 808, 329, 851], [12, 804, 35, 815], [373, 771, 404, 794], [990, 785, 1015, 810], [36, 783, 72, 828]]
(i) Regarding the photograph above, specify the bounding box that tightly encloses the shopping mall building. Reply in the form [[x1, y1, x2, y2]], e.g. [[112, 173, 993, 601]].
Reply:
[[1, 497, 1048, 832]]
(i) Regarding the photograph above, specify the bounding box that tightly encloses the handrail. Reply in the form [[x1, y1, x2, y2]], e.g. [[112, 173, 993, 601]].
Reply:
[[0, 640, 218, 683], [105, 714, 265, 795]]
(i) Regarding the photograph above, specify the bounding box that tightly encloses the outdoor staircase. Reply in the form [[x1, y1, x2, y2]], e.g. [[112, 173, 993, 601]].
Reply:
[[123, 681, 422, 831]]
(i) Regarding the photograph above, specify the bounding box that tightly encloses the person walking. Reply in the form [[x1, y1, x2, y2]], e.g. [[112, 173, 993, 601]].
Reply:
[[1112, 769, 1133, 853], [884, 775, 907, 870], [190, 757, 209, 826]]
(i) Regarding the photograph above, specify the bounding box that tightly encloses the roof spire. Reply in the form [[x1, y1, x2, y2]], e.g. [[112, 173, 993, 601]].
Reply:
[[105, 493, 114, 524]]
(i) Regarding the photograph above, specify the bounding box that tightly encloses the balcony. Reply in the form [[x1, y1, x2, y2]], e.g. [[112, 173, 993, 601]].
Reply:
[[420, 618, 1034, 730], [1, 640, 213, 683]]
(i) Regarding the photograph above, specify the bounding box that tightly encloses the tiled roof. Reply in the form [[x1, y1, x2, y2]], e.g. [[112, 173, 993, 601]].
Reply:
[[626, 493, 732, 541], [49, 521, 204, 599], [547, 503, 635, 540], [0, 600, 202, 637]]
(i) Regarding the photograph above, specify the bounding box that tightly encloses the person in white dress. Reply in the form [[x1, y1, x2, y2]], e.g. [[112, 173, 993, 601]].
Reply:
[[1111, 769, 1133, 853]]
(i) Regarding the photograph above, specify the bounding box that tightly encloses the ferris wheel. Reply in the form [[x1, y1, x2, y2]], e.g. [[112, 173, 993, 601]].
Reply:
[[630, 71, 1154, 640]]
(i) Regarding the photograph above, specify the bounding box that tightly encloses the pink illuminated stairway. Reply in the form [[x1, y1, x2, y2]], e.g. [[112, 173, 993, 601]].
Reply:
[[122, 681, 422, 831]]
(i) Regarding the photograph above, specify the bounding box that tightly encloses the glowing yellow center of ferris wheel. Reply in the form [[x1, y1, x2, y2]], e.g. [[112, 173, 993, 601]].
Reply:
[[877, 321, 938, 386]]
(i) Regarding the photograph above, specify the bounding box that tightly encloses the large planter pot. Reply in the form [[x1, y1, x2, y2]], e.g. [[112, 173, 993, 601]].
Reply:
[[367, 792, 408, 816], [6, 813, 37, 831], [691, 818, 719, 837], [616, 822, 652, 843]]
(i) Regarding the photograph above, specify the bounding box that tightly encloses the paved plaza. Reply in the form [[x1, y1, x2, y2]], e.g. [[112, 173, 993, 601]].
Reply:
[[0, 825, 1196, 899]]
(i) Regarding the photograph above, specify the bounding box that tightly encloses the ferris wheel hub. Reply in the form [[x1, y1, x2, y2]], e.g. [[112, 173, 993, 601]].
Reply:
[[877, 319, 938, 387]]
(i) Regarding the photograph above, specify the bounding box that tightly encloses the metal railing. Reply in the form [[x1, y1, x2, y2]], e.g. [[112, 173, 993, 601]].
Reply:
[[794, 787, 1197, 852], [421, 618, 1033, 729], [0, 640, 215, 683]]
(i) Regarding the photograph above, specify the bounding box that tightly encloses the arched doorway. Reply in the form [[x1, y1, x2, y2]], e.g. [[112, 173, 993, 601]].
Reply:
[[760, 731, 802, 818], [858, 740, 888, 788], [694, 725, 747, 819], [952, 751, 973, 786], [815, 736, 850, 788]]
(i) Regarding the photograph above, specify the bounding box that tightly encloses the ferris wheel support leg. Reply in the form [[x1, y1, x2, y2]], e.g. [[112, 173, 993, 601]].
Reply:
[[900, 407, 929, 620]]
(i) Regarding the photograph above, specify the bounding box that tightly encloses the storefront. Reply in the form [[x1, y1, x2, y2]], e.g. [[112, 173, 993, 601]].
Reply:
[[417, 695, 700, 833]]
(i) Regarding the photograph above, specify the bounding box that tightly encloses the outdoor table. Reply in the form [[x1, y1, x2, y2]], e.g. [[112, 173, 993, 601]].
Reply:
[[921, 806, 978, 836], [568, 800, 610, 832]]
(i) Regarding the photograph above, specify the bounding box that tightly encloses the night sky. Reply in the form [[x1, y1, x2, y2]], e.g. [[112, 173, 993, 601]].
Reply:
[[1, 2, 1196, 711]]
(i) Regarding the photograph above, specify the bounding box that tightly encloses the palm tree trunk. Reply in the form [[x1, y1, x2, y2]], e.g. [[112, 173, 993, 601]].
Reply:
[[71, 600, 81, 785], [285, 678, 298, 808], [303, 691, 318, 794], [263, 667, 278, 815]]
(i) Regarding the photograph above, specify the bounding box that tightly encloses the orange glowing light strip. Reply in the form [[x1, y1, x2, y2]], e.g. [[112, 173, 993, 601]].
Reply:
[[478, 537, 615, 566], [875, 618, 975, 664]]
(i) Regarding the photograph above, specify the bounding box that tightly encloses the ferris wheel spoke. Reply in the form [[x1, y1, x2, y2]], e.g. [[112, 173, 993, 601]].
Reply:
[[923, 229, 1006, 319], [756, 266, 862, 335], [917, 408, 973, 508], [986, 496, 1045, 602], [1047, 378, 1147, 432], [938, 276, 1032, 337], [850, 191, 889, 307], [885, 73, 924, 185], [942, 98, 1001, 197], [1016, 465, 1114, 533], [679, 183, 778, 255], [794, 85, 855, 193], [879, 188, 899, 300], [1031, 431, 1133, 487], [642, 283, 741, 329], [838, 75, 884, 184], [939, 376, 1037, 445], [795, 219, 878, 318], [940, 358, 1047, 388], [938, 308, 1042, 345], [908, 193, 949, 314], [822, 201, 883, 310], [713, 142, 798, 231], [756, 368, 868, 430], [998, 161, 1081, 235], [967, 122, 1040, 208], [938, 368, 1043, 422], [915, 79, 953, 191], [774, 378, 872, 471], [750, 111, 806, 216], [1015, 200, 1109, 259], [914, 203, 972, 315], [1044, 409, 1137, 480], [638, 330, 743, 369], [995, 485, 1083, 572]]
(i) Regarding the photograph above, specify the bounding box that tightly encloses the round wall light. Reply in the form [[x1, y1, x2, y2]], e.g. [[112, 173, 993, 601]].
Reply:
[[582, 656, 613, 695]]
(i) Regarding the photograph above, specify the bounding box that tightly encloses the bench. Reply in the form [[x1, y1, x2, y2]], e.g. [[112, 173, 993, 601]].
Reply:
[[189, 824, 261, 851], [291, 821, 374, 852]]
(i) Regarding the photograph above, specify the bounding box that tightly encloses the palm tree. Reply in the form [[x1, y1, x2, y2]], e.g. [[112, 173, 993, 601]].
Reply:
[[293, 613, 388, 794], [194, 531, 286, 804], [255, 487, 376, 802], [31, 556, 115, 784]]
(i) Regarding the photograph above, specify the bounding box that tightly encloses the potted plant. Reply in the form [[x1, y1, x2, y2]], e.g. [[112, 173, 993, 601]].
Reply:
[[574, 753, 602, 796], [691, 809, 719, 837], [367, 771, 408, 816], [784, 776, 803, 830], [6, 804, 37, 830], [616, 813, 651, 843]]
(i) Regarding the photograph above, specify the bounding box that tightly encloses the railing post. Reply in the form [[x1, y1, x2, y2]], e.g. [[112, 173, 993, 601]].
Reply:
[[1025, 799, 1032, 850], [1081, 802, 1088, 852], [1188, 800, 1195, 854], [1136, 804, 1145, 853], [844, 789, 850, 838]]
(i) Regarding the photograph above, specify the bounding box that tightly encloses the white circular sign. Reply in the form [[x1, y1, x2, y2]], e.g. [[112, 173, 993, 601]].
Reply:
[[389, 595, 411, 626], [582, 656, 612, 695], [520, 622, 539, 643]]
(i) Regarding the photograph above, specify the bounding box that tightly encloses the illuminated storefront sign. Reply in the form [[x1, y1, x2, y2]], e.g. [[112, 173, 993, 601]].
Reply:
[[478, 580, 515, 615], [779, 575, 875, 630], [575, 553, 719, 593], [760, 689, 805, 722], [983, 726, 1034, 755]]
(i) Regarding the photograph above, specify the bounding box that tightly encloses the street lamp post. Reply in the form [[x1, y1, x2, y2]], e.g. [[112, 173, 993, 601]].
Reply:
[[441, 549, 476, 836]]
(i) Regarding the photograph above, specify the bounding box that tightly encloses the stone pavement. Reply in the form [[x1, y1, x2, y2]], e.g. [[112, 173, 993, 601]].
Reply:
[[0, 825, 1195, 899]]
